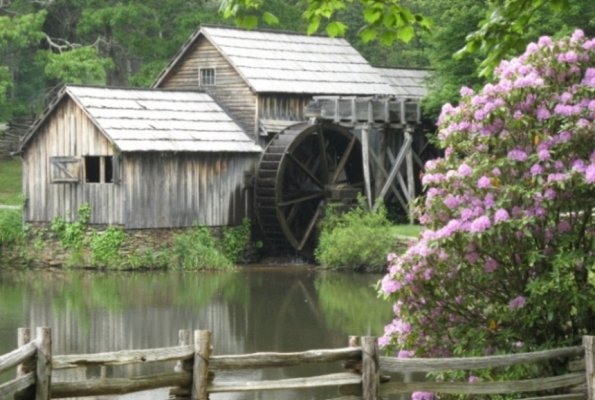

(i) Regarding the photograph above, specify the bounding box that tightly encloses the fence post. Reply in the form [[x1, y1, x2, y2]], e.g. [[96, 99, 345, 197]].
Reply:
[[17, 327, 32, 377], [191, 330, 212, 400], [170, 329, 192, 400], [584, 336, 594, 400], [34, 327, 52, 400], [361, 336, 379, 400], [14, 328, 35, 400]]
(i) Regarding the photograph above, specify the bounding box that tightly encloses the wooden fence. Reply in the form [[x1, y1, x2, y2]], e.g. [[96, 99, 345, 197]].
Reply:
[[0, 327, 593, 400]]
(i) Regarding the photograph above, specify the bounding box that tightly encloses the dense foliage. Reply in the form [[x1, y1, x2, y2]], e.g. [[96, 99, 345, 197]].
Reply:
[[315, 200, 396, 271], [379, 32, 595, 357]]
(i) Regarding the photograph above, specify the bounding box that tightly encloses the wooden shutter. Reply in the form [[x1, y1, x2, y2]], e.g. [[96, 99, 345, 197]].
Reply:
[[50, 156, 80, 183]]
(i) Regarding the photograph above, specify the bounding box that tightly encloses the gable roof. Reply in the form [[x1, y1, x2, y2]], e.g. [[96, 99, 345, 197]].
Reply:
[[153, 25, 396, 96], [375, 67, 429, 99], [20, 86, 262, 153]]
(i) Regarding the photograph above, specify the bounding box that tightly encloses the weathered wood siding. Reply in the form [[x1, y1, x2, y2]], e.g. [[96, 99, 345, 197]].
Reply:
[[123, 152, 256, 229], [22, 98, 123, 224], [258, 94, 312, 122], [159, 37, 258, 137]]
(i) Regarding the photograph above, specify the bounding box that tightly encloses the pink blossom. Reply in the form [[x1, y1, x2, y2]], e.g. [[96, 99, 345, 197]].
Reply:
[[470, 215, 491, 233], [443, 195, 461, 209], [509, 296, 527, 310], [586, 164, 595, 183], [485, 258, 498, 273], [458, 163, 473, 177], [381, 275, 401, 295], [536, 106, 551, 120], [557, 221, 572, 233], [538, 149, 550, 161], [508, 149, 528, 162], [477, 176, 491, 188], [398, 350, 414, 358], [466, 252, 479, 263], [530, 164, 544, 176], [494, 208, 510, 223], [412, 392, 434, 400], [387, 252, 398, 262], [468, 375, 480, 383]]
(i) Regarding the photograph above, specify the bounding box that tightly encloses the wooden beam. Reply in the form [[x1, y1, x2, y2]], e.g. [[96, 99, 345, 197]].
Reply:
[[361, 337, 379, 400], [370, 150, 407, 211], [35, 327, 52, 400], [207, 372, 361, 393], [0, 341, 36, 375], [361, 126, 372, 209], [191, 330, 211, 400], [405, 130, 415, 223], [373, 133, 412, 210], [584, 336, 594, 400], [383, 148, 409, 211]]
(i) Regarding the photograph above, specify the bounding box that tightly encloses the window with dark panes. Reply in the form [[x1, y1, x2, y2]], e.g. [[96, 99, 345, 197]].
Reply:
[[199, 68, 215, 86], [84, 156, 114, 183]]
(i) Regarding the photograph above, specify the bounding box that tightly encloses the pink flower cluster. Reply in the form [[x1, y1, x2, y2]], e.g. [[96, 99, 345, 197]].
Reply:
[[379, 30, 595, 359]]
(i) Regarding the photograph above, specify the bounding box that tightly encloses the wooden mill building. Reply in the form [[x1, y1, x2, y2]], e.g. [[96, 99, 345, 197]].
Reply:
[[19, 86, 261, 228], [19, 25, 428, 248]]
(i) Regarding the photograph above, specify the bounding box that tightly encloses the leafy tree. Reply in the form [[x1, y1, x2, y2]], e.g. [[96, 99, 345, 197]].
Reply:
[[379, 32, 594, 359]]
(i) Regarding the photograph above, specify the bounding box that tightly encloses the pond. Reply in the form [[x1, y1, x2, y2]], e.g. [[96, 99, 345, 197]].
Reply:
[[0, 265, 393, 399]]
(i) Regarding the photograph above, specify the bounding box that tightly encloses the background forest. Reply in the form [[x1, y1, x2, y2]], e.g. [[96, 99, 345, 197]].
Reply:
[[0, 0, 593, 124]]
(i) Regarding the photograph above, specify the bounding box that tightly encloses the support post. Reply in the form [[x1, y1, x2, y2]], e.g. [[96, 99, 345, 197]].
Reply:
[[405, 129, 415, 224], [15, 327, 34, 400], [34, 327, 51, 400], [191, 330, 212, 400], [361, 125, 372, 209], [361, 336, 379, 400], [171, 329, 192, 399], [373, 132, 412, 211], [584, 336, 594, 400], [17, 327, 31, 377]]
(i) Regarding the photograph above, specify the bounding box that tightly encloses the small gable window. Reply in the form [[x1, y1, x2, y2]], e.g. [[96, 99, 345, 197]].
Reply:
[[199, 68, 216, 86], [85, 156, 114, 183]]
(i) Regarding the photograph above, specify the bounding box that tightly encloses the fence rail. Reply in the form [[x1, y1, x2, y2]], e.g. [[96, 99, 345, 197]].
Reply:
[[0, 327, 592, 400]]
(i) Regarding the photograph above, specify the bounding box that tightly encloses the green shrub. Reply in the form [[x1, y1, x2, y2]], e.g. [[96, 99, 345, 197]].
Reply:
[[220, 218, 252, 263], [90, 226, 126, 267], [170, 225, 233, 270], [50, 203, 90, 251], [315, 199, 394, 271], [0, 209, 24, 247]]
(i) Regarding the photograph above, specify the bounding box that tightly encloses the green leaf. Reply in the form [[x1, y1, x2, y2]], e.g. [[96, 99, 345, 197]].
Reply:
[[363, 8, 382, 24], [359, 27, 378, 43], [307, 16, 321, 35], [238, 14, 258, 29], [326, 21, 346, 37], [397, 25, 414, 43], [262, 11, 279, 26]]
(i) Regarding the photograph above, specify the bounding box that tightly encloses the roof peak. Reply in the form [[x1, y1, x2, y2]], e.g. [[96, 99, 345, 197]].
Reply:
[[199, 23, 338, 39]]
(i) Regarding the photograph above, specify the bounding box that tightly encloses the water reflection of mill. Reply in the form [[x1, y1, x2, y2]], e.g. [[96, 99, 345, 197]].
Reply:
[[2, 268, 393, 399]]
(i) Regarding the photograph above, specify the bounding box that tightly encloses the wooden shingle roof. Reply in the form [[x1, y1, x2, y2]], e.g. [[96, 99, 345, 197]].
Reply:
[[154, 25, 396, 96], [21, 86, 262, 153], [375, 67, 429, 99]]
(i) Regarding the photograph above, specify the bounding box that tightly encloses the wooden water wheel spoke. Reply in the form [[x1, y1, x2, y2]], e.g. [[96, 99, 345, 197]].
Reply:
[[298, 204, 323, 251], [255, 122, 364, 254], [331, 135, 357, 184], [278, 192, 324, 207], [287, 153, 324, 188], [317, 127, 330, 183]]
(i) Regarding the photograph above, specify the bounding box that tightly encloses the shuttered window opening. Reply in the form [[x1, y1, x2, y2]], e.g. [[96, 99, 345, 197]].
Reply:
[[84, 156, 114, 183], [50, 156, 80, 183], [199, 68, 215, 86]]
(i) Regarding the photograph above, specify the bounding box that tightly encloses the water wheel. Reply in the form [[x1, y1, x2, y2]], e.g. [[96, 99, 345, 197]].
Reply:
[[255, 122, 364, 254]]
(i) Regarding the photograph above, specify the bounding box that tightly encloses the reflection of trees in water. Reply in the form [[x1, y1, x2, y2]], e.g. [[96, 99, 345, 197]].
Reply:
[[314, 272, 392, 337], [0, 268, 392, 400]]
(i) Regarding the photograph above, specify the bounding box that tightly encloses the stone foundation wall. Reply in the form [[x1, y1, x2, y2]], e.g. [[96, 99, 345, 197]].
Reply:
[[20, 224, 225, 267]]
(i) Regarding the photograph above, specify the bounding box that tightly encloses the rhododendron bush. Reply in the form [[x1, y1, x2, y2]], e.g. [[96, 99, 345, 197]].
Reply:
[[379, 31, 595, 358]]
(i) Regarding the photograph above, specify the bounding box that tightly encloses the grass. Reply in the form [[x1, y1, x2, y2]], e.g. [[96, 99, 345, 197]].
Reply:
[[389, 224, 422, 239], [0, 158, 22, 206]]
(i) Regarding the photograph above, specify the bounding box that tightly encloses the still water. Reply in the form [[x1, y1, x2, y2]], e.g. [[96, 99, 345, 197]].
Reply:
[[0, 265, 392, 399]]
